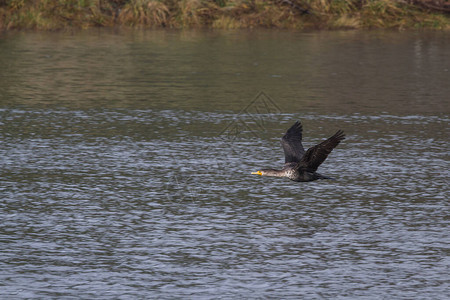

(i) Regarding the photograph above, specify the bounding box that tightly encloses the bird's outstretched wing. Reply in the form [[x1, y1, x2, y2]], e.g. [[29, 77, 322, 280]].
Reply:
[[298, 130, 345, 172], [281, 121, 306, 163]]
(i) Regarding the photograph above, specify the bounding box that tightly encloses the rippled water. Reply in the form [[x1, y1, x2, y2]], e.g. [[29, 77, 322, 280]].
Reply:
[[1, 30, 449, 298]]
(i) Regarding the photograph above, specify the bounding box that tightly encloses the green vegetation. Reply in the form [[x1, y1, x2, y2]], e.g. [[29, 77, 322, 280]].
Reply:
[[0, 0, 449, 30]]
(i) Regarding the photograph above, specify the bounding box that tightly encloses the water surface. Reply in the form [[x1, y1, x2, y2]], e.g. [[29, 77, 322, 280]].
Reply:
[[0, 29, 449, 298]]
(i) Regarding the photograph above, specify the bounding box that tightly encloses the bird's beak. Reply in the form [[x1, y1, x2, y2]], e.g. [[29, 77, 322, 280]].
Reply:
[[251, 171, 262, 175]]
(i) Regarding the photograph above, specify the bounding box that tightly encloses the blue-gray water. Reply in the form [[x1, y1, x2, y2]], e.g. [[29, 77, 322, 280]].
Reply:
[[0, 29, 449, 298]]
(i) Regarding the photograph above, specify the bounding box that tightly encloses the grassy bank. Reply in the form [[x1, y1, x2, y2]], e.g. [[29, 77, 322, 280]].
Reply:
[[1, 0, 449, 30]]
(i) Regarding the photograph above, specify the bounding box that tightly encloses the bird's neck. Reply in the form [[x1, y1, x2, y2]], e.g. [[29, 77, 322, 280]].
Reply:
[[261, 169, 287, 177]]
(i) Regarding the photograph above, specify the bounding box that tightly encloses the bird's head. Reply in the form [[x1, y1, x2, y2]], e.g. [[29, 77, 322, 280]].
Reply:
[[251, 170, 263, 176]]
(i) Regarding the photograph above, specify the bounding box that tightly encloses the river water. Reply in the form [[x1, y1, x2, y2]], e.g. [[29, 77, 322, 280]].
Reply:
[[0, 29, 449, 298]]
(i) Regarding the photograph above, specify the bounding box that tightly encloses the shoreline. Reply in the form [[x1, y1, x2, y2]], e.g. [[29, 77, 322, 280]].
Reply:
[[1, 0, 449, 31]]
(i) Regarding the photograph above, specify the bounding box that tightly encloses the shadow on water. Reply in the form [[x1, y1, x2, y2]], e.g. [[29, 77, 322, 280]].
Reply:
[[0, 29, 449, 298]]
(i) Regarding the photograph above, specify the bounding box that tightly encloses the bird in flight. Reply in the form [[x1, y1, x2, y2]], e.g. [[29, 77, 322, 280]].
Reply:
[[251, 121, 345, 182]]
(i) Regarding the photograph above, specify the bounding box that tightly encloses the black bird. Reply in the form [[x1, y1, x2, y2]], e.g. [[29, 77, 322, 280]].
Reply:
[[251, 121, 345, 182]]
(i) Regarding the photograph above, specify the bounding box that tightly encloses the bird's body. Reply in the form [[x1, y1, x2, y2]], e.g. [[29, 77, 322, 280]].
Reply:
[[252, 121, 345, 182]]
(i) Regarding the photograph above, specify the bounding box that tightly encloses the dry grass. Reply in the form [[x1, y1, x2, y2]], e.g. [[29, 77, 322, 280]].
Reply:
[[175, 0, 221, 27], [118, 0, 169, 27], [0, 0, 116, 30], [360, 0, 449, 29], [212, 15, 243, 29], [332, 15, 361, 29], [0, 0, 448, 30]]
